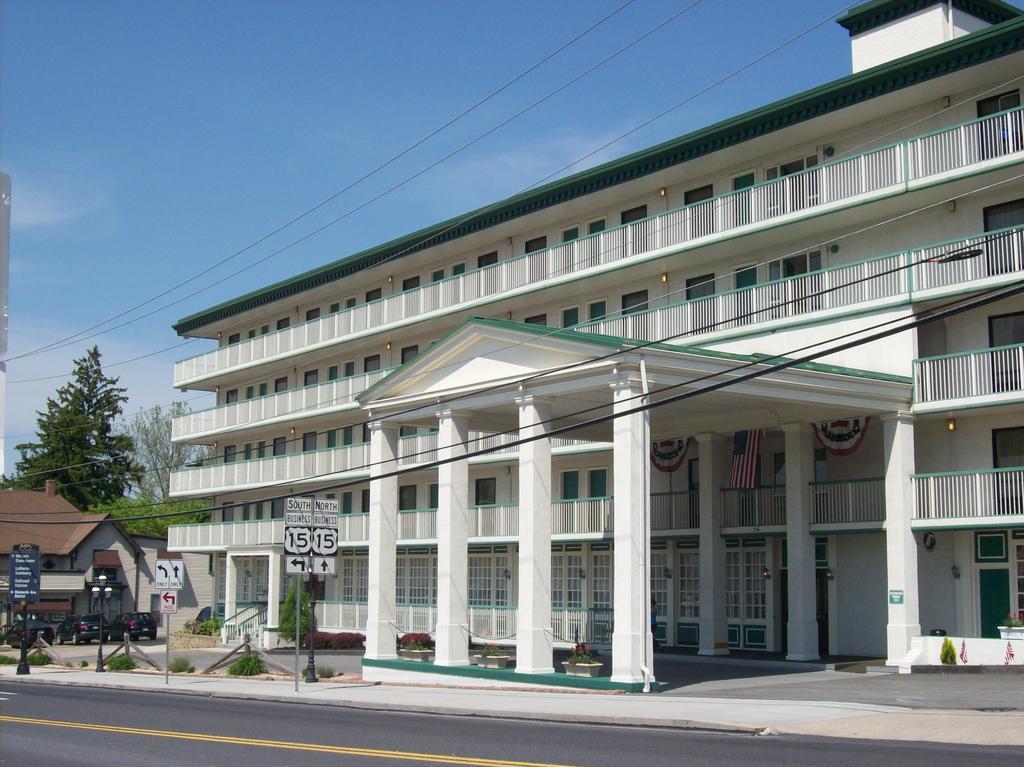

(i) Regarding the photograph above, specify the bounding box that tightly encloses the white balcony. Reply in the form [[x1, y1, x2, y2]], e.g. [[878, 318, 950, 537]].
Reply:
[[552, 498, 613, 536], [173, 108, 1024, 389], [914, 341, 1024, 412], [168, 518, 283, 550], [168, 443, 370, 497], [650, 491, 698, 531], [468, 504, 519, 538], [171, 368, 394, 442], [398, 509, 437, 541], [913, 468, 1024, 527], [721, 485, 787, 532], [809, 478, 885, 530]]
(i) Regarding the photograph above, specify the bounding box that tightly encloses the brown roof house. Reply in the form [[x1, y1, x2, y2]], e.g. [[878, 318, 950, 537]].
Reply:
[[0, 481, 213, 634]]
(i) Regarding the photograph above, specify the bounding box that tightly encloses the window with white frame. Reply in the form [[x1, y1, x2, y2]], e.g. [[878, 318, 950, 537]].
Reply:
[[395, 558, 406, 604], [650, 550, 668, 618], [678, 551, 699, 618], [552, 553, 564, 607], [407, 556, 433, 605], [551, 552, 583, 608], [591, 552, 613, 609], [254, 557, 269, 602], [743, 550, 767, 620], [494, 553, 509, 606], [725, 551, 741, 620], [342, 556, 368, 602], [469, 555, 492, 605]]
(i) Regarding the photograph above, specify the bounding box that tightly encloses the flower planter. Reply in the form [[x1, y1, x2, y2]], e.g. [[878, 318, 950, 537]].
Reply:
[[478, 655, 512, 669], [562, 661, 603, 678], [998, 626, 1024, 640], [400, 648, 434, 662]]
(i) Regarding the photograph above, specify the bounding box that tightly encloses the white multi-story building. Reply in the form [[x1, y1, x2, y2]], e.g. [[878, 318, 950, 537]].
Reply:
[[167, 0, 1024, 686]]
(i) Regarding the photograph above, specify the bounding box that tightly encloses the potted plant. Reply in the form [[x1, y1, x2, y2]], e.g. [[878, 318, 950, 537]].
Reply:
[[398, 632, 435, 662], [477, 644, 512, 669], [562, 643, 603, 678], [998, 613, 1024, 640]]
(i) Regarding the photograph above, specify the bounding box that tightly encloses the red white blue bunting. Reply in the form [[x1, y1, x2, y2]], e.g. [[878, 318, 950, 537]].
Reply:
[[813, 417, 870, 456], [650, 438, 691, 472]]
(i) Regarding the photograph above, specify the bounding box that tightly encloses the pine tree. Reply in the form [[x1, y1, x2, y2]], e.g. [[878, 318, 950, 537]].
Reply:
[[5, 346, 138, 508]]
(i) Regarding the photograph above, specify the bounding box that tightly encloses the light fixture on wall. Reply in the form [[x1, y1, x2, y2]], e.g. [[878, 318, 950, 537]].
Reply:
[[947, 419, 957, 432], [663, 567, 672, 580], [659, 186, 667, 197], [578, 568, 587, 581], [761, 566, 771, 580], [386, 341, 392, 350], [824, 568, 835, 581], [503, 569, 511, 580], [951, 563, 961, 580], [660, 273, 669, 284]]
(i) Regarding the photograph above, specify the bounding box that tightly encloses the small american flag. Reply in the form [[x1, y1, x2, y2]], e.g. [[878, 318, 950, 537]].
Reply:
[[959, 640, 969, 664], [1006, 642, 1016, 665], [731, 430, 763, 488]]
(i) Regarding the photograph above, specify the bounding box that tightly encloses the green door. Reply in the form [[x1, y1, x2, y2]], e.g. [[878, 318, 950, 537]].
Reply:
[[979, 569, 1011, 638]]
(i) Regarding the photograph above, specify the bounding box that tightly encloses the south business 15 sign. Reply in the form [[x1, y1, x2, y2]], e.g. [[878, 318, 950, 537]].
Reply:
[[283, 497, 339, 557], [9, 544, 40, 602]]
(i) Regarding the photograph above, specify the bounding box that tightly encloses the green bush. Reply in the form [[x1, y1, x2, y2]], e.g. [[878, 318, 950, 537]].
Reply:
[[27, 651, 51, 666], [79, 660, 88, 668], [278, 581, 311, 643], [227, 654, 265, 676], [168, 656, 194, 673], [106, 655, 136, 671], [193, 619, 222, 637], [940, 636, 957, 665], [0, 655, 17, 665], [317, 665, 335, 679]]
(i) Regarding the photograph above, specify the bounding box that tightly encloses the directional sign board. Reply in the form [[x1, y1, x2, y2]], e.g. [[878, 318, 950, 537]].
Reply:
[[9, 544, 40, 602], [155, 559, 184, 590], [285, 556, 310, 575], [312, 557, 335, 576], [159, 591, 178, 614], [284, 497, 339, 564]]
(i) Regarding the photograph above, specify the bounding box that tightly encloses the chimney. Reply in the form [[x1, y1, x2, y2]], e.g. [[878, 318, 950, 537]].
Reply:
[[45, 479, 56, 497]]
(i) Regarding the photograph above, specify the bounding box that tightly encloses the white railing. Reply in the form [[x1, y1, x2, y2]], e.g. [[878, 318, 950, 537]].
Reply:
[[910, 226, 1024, 293], [339, 513, 370, 543], [398, 433, 439, 466], [316, 601, 368, 631], [650, 491, 699, 530], [168, 519, 283, 549], [171, 368, 394, 441], [223, 603, 267, 646], [915, 342, 1024, 405], [552, 498, 613, 535], [551, 607, 614, 645], [810, 479, 884, 525], [169, 443, 370, 495], [721, 485, 787, 528], [468, 606, 517, 641], [174, 107, 1024, 387], [398, 510, 437, 540], [469, 504, 519, 538], [395, 604, 436, 634], [914, 468, 1024, 520]]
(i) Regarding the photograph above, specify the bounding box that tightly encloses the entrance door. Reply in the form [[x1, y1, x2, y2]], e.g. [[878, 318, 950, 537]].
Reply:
[[980, 569, 1011, 638], [816, 569, 830, 657]]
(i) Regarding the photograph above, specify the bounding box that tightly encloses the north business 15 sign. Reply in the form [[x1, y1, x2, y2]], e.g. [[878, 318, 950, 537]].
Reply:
[[283, 497, 339, 557], [9, 544, 40, 602]]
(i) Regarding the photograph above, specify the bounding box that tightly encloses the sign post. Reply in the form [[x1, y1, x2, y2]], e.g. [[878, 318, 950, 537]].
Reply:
[[10, 544, 40, 676], [155, 558, 183, 686], [284, 497, 338, 686]]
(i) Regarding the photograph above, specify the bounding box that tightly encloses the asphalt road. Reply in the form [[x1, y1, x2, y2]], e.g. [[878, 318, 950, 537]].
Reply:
[[0, 684, 1018, 767]]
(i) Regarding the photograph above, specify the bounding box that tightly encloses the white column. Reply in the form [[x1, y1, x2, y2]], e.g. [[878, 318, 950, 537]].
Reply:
[[610, 377, 653, 684], [435, 410, 470, 666], [784, 423, 818, 660], [265, 552, 282, 647], [883, 412, 920, 664], [516, 395, 554, 674], [696, 433, 729, 656], [366, 420, 400, 660]]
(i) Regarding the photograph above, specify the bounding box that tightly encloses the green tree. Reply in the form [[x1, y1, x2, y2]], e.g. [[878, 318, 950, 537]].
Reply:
[[122, 402, 209, 502], [4, 347, 138, 508], [89, 497, 210, 538], [278, 580, 312, 645]]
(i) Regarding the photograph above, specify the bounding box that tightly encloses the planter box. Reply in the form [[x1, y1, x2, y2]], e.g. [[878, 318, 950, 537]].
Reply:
[[478, 655, 512, 669], [400, 648, 434, 662], [562, 661, 603, 678], [998, 626, 1024, 640]]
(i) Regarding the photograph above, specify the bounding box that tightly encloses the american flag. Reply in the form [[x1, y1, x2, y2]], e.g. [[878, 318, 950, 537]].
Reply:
[[1006, 642, 1016, 665], [959, 640, 969, 664], [731, 430, 763, 488]]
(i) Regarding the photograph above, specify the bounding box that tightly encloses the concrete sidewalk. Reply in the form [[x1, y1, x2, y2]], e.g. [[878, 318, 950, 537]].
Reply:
[[3, 664, 1022, 745]]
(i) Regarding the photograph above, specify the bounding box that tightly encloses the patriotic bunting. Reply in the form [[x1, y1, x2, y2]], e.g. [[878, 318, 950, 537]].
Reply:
[[650, 438, 691, 473], [959, 640, 969, 664], [1006, 642, 1016, 665], [813, 417, 870, 456]]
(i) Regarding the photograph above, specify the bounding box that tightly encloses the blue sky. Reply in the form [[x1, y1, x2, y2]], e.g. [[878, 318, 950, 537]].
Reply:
[[1, 0, 860, 471]]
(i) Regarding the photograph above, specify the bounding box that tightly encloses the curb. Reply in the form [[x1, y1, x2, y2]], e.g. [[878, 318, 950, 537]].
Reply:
[[0, 675, 765, 736]]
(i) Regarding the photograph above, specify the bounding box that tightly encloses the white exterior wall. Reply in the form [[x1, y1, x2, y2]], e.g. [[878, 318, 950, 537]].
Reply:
[[833, 532, 887, 656], [850, 6, 990, 73]]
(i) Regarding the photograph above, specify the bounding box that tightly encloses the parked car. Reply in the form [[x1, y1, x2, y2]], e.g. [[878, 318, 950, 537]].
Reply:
[[106, 612, 158, 641], [1, 619, 55, 645], [55, 614, 103, 645]]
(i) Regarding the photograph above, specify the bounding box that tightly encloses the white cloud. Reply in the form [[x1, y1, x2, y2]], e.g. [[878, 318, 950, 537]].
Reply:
[[9, 176, 108, 230]]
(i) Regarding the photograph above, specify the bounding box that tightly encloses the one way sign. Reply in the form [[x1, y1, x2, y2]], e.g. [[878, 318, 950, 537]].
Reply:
[[155, 559, 183, 590], [313, 557, 335, 576]]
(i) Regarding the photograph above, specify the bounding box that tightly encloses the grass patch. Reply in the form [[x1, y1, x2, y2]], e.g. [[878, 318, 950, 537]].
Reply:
[[106, 655, 136, 671], [27, 651, 51, 666], [0, 655, 18, 665], [317, 665, 335, 679], [168, 656, 194, 673], [227, 654, 264, 676]]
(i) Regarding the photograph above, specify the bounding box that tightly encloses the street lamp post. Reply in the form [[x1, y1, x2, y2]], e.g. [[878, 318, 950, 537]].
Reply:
[[91, 574, 112, 673]]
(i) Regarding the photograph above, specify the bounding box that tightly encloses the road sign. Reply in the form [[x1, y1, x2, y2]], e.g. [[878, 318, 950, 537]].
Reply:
[[159, 591, 178, 614], [312, 557, 335, 576], [9, 544, 40, 602], [284, 497, 339, 557], [286, 556, 310, 575], [155, 559, 184, 590]]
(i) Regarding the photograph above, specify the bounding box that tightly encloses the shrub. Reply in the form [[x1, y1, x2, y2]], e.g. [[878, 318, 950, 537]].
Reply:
[[399, 632, 434, 650], [168, 656, 194, 673], [79, 660, 88, 668], [227, 654, 265, 676], [482, 644, 508, 657], [940, 637, 957, 665], [193, 618, 222, 637], [569, 643, 595, 663], [317, 665, 335, 679], [0, 655, 17, 665], [26, 651, 51, 666], [278, 582, 311, 643], [308, 631, 366, 650], [107, 655, 136, 671]]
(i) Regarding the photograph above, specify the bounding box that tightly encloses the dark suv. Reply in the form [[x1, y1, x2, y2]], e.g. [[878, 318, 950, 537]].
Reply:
[[1, 620, 55, 645], [107, 612, 157, 641], [55, 614, 103, 645]]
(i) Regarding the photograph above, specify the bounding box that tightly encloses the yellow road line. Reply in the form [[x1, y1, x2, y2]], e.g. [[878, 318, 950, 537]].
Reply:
[[0, 715, 582, 767]]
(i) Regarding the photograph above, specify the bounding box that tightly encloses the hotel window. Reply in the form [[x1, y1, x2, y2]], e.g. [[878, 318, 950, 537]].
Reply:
[[469, 555, 493, 606], [247, 329, 256, 339], [399, 425, 417, 438], [222, 503, 234, 523], [561, 227, 579, 243], [273, 437, 286, 456], [431, 268, 445, 282], [303, 369, 319, 387], [588, 300, 606, 321], [591, 552, 613, 609], [994, 426, 1024, 468], [258, 382, 268, 396], [561, 306, 579, 328], [402, 276, 420, 292], [302, 432, 317, 452], [274, 376, 288, 393], [685, 273, 715, 300], [257, 441, 266, 458], [768, 251, 821, 281], [561, 470, 580, 500], [341, 492, 353, 515], [429, 483, 439, 509], [984, 199, 1024, 232], [678, 551, 700, 618], [452, 262, 466, 276], [326, 430, 337, 449], [524, 313, 547, 326], [245, 385, 254, 400], [225, 388, 239, 404], [551, 552, 582, 608], [766, 155, 818, 180], [223, 445, 237, 463], [743, 550, 767, 620], [343, 361, 355, 377], [588, 218, 606, 234], [243, 443, 253, 460], [621, 289, 648, 315], [227, 333, 240, 345], [475, 477, 497, 506], [276, 317, 290, 331], [305, 307, 320, 322], [477, 252, 498, 269], [329, 302, 340, 314], [345, 296, 357, 309], [588, 468, 607, 498], [552, 553, 564, 607], [342, 557, 368, 602], [725, 551, 741, 619], [525, 236, 547, 254], [978, 89, 1021, 117], [260, 324, 270, 335], [328, 365, 339, 381], [688, 458, 699, 490], [361, 488, 371, 513], [364, 355, 381, 372], [398, 485, 418, 511], [342, 426, 354, 446], [405, 555, 433, 605], [365, 287, 382, 303], [734, 265, 757, 290], [401, 345, 419, 364], [650, 550, 668, 618], [620, 205, 647, 225]]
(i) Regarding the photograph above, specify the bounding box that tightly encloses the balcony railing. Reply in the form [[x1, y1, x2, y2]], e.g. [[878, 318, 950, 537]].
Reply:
[[173, 107, 1024, 387], [810, 478, 884, 526], [171, 368, 394, 442], [316, 601, 368, 632], [909, 226, 1024, 295], [169, 443, 370, 496], [552, 607, 614, 644], [469, 504, 518, 538], [398, 509, 437, 540], [340, 513, 370, 543], [721, 485, 786, 529], [395, 603, 436, 634], [468, 605, 517, 641], [913, 467, 1024, 522], [168, 518, 283, 549], [552, 497, 613, 535], [650, 491, 699, 530], [915, 341, 1024, 407]]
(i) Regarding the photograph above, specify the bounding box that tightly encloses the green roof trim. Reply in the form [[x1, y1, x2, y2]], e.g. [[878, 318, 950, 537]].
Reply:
[[174, 13, 1024, 335], [838, 0, 1021, 35]]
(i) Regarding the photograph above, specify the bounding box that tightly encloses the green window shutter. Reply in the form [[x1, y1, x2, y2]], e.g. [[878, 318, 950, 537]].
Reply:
[[588, 469, 607, 498], [562, 471, 580, 500]]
